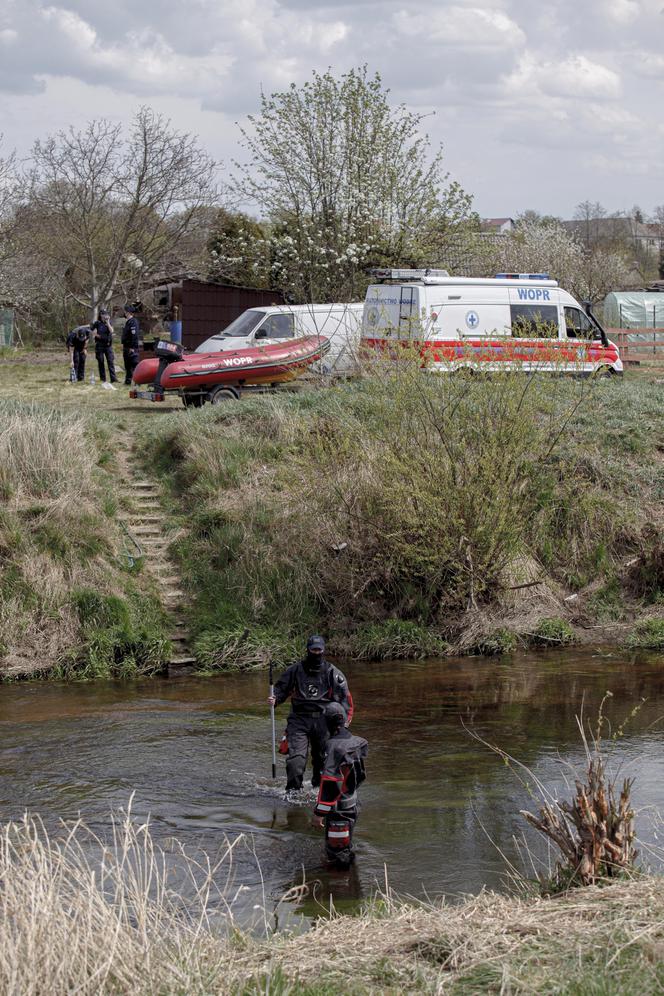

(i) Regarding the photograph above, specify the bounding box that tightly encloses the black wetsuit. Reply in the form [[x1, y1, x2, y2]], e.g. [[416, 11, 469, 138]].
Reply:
[[273, 657, 354, 791]]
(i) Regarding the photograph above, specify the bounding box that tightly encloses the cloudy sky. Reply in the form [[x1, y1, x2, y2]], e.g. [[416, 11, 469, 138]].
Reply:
[[0, 0, 662, 218]]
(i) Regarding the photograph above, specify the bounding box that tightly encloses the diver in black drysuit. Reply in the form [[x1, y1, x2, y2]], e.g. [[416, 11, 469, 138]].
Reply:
[[268, 635, 354, 793], [312, 702, 368, 867]]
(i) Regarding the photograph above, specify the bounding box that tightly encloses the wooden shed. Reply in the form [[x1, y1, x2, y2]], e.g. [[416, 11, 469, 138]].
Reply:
[[152, 279, 285, 351]]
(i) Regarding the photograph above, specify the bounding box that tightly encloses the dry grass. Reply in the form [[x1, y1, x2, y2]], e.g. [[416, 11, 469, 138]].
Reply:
[[1, 808, 664, 995], [0, 398, 169, 677], [0, 402, 93, 501]]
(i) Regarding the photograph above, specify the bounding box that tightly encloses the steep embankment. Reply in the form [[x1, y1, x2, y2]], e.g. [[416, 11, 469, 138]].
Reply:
[[142, 368, 664, 668], [0, 400, 171, 678]]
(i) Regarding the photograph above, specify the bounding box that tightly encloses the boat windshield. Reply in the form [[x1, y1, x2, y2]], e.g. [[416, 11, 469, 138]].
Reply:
[[219, 310, 265, 337]]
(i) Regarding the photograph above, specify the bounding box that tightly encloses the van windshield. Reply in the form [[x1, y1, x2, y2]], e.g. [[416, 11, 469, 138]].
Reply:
[[219, 310, 265, 338]]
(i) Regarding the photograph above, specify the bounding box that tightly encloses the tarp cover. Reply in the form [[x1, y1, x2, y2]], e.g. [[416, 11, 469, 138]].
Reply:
[[603, 292, 664, 328]]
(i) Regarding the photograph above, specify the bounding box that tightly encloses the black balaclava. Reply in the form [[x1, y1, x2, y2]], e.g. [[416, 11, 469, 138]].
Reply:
[[304, 634, 325, 674]]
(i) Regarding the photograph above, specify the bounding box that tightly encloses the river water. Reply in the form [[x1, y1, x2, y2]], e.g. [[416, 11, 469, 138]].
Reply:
[[1, 648, 664, 929]]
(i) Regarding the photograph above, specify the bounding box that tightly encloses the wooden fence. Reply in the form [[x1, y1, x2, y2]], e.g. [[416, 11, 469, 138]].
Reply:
[[605, 328, 664, 366]]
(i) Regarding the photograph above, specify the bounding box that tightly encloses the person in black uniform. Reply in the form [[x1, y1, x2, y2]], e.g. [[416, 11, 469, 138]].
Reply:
[[66, 325, 90, 382], [268, 635, 354, 795], [312, 702, 368, 867], [121, 304, 140, 385], [91, 308, 118, 384]]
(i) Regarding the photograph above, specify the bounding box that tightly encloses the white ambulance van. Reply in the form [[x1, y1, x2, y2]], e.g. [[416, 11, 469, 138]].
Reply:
[[196, 303, 363, 376], [362, 270, 623, 375]]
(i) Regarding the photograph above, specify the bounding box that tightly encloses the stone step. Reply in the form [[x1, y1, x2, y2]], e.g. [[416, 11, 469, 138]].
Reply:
[[168, 656, 197, 668], [132, 482, 160, 491], [131, 526, 162, 536], [127, 515, 162, 524]]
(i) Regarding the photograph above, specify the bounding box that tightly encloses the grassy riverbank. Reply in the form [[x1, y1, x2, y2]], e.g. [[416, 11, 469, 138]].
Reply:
[[2, 810, 664, 995], [0, 348, 662, 674], [141, 363, 664, 667], [0, 394, 170, 678]]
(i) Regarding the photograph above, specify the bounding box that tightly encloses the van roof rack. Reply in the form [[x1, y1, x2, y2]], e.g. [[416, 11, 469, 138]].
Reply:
[[368, 268, 451, 282]]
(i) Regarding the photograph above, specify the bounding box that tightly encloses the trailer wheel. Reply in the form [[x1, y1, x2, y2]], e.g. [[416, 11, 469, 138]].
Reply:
[[593, 366, 614, 379], [208, 385, 240, 404], [182, 394, 204, 408]]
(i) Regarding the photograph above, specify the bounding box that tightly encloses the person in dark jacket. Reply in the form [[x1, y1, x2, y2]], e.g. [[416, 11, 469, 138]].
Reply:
[[268, 635, 354, 794], [91, 308, 118, 384], [121, 304, 140, 385], [312, 702, 368, 867], [66, 325, 90, 382]]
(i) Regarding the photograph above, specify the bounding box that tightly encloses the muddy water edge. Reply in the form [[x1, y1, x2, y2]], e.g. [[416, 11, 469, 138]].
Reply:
[[1, 647, 664, 930]]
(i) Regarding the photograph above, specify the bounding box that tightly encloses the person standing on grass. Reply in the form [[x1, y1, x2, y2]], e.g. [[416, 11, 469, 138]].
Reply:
[[267, 635, 354, 797], [91, 308, 118, 384], [311, 702, 368, 867], [66, 325, 90, 382], [121, 304, 141, 385]]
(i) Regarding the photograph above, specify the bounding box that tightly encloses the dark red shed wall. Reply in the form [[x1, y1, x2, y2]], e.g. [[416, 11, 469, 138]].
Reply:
[[181, 281, 285, 350]]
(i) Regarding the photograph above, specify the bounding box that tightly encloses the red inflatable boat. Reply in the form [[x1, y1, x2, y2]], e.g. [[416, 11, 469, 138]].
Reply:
[[131, 335, 329, 404]]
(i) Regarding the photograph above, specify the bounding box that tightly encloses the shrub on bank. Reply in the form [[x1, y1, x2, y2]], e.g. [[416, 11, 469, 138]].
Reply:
[[529, 617, 576, 647], [141, 372, 662, 663], [339, 619, 450, 660], [627, 617, 664, 651], [470, 628, 519, 656]]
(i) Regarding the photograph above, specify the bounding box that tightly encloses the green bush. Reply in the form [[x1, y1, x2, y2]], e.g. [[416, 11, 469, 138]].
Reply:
[[140, 372, 662, 662], [530, 617, 576, 647], [627, 617, 664, 651], [194, 625, 300, 671], [64, 587, 170, 679], [471, 628, 519, 656], [344, 619, 449, 660]]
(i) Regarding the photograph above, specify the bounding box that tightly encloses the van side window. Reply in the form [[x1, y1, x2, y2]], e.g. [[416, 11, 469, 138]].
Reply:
[[261, 314, 295, 339], [510, 305, 558, 338], [564, 307, 597, 340]]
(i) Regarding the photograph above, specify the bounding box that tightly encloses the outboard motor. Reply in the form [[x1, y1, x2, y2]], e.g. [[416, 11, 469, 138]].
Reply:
[[154, 339, 185, 389]]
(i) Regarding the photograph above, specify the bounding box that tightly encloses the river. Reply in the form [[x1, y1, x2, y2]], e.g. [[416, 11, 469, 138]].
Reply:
[[1, 648, 663, 929]]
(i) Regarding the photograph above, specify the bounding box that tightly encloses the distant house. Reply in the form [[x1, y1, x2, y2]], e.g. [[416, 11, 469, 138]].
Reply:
[[480, 218, 516, 235], [562, 218, 664, 258], [634, 222, 664, 258]]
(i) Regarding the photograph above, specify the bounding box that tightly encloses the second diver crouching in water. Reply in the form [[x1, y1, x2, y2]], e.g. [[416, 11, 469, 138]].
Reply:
[[312, 702, 368, 867], [268, 635, 354, 795]]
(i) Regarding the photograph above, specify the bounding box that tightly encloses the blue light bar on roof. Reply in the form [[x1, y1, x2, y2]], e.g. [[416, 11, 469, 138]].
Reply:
[[495, 272, 550, 280]]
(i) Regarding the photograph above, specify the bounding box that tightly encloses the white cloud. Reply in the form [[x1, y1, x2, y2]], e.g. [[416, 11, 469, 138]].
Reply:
[[0, 0, 662, 215], [632, 51, 664, 79], [504, 53, 621, 101], [393, 6, 526, 48], [604, 0, 640, 24]]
